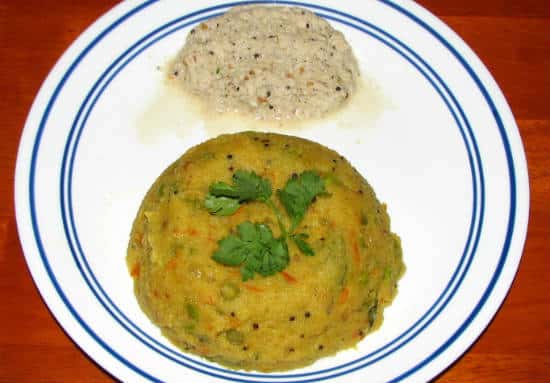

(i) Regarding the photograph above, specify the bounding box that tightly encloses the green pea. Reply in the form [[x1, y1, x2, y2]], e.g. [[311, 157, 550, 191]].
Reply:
[[224, 329, 244, 345], [368, 302, 378, 327], [158, 184, 166, 197], [323, 173, 343, 187], [220, 281, 240, 300], [384, 266, 392, 280], [186, 303, 199, 321], [360, 211, 368, 226]]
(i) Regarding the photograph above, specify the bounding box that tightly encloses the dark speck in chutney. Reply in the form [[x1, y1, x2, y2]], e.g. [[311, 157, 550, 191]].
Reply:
[[226, 154, 233, 159]]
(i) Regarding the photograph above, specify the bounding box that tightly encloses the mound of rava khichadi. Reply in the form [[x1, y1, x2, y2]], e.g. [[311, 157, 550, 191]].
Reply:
[[126, 132, 404, 372]]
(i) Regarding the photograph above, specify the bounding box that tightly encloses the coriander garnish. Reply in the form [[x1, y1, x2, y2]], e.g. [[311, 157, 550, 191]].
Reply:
[[212, 221, 289, 281], [277, 170, 325, 231], [204, 170, 272, 216], [205, 170, 327, 280]]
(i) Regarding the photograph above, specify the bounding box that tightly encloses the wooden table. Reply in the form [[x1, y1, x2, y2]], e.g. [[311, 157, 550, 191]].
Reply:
[[1, 1, 548, 381]]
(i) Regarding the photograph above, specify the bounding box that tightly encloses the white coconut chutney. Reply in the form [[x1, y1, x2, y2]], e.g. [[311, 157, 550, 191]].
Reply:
[[172, 6, 360, 120]]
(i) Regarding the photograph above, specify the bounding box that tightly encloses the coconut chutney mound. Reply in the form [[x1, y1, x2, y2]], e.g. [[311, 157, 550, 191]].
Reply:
[[127, 132, 404, 372], [171, 6, 360, 120]]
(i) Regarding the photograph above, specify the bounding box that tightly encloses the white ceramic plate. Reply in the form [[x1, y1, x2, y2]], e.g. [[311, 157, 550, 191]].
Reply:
[[14, 1, 529, 382]]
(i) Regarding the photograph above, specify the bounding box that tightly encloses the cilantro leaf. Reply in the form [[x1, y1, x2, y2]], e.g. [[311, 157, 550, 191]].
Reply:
[[212, 235, 248, 266], [208, 169, 329, 279], [240, 265, 254, 281], [204, 194, 241, 216], [277, 171, 325, 230], [209, 170, 272, 202], [211, 221, 289, 281], [292, 233, 315, 256]]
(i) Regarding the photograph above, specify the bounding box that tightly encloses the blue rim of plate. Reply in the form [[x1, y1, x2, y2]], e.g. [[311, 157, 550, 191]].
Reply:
[[60, 5, 484, 381], [25, 0, 519, 382], [61, 1, 484, 380]]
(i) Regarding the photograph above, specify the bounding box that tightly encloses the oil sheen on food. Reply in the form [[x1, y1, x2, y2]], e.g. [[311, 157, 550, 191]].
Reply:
[[127, 132, 404, 371], [171, 6, 359, 120]]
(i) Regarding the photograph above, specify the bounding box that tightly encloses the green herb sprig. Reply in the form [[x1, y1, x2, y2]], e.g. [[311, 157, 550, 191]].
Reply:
[[212, 222, 289, 281], [204, 170, 326, 280]]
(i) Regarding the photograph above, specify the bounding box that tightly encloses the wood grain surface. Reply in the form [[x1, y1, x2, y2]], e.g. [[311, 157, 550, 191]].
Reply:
[[1, 1, 548, 382]]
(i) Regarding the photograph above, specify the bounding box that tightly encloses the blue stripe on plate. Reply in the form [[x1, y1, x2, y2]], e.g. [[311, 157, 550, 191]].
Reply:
[[26, 0, 516, 381], [61, 7, 482, 380], [62, 5, 482, 380], [379, 1, 517, 380]]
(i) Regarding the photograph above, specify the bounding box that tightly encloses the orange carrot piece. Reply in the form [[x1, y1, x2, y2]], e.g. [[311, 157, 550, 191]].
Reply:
[[130, 263, 140, 278], [243, 284, 264, 293], [228, 317, 241, 327], [338, 287, 350, 304], [281, 271, 297, 284], [133, 232, 143, 246], [350, 230, 361, 266], [165, 257, 178, 271], [229, 269, 241, 277], [181, 161, 192, 172], [352, 240, 361, 265], [197, 345, 210, 355]]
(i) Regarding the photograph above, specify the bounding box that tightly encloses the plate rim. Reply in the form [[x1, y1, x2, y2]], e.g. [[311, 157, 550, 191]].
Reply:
[[60, 1, 485, 380], [14, 0, 530, 382]]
